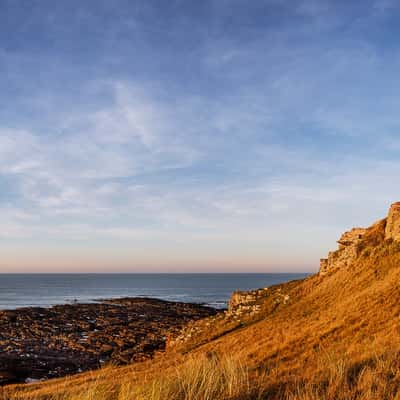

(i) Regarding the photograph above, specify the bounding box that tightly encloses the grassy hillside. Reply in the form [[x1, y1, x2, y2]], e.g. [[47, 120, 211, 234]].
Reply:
[[5, 216, 400, 400]]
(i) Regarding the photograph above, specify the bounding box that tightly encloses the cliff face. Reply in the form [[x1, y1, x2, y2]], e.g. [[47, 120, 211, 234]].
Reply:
[[319, 228, 367, 275], [320, 202, 400, 275], [385, 202, 400, 241]]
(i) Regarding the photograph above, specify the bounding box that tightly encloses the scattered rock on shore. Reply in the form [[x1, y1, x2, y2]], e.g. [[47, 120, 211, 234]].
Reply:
[[0, 298, 217, 384]]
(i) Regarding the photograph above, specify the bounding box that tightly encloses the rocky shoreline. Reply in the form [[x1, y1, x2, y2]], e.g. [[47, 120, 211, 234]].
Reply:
[[0, 298, 218, 385]]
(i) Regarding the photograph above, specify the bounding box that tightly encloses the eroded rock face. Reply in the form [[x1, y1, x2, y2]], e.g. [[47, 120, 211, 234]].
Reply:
[[228, 287, 290, 318], [228, 289, 268, 316], [320, 202, 400, 275], [168, 286, 291, 348], [385, 202, 400, 241], [319, 228, 367, 275], [337, 228, 367, 248]]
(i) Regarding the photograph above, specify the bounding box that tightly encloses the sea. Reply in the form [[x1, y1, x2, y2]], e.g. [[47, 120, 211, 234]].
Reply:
[[0, 273, 309, 310]]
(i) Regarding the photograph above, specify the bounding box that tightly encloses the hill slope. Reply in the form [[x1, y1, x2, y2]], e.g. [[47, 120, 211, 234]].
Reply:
[[5, 203, 400, 400]]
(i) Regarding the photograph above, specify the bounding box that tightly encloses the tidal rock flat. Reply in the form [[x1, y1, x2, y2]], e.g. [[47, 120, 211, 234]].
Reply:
[[0, 298, 217, 384]]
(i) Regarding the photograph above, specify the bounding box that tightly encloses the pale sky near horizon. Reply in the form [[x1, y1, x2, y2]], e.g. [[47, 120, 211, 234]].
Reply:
[[1, 0, 400, 273]]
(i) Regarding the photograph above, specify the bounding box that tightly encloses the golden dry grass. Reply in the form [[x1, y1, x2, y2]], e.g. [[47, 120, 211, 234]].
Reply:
[[3, 354, 259, 400], [4, 219, 400, 400], [5, 345, 400, 400]]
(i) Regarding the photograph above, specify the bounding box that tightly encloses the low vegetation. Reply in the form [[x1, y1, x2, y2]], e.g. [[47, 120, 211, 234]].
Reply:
[[3, 355, 258, 400], [5, 345, 400, 400]]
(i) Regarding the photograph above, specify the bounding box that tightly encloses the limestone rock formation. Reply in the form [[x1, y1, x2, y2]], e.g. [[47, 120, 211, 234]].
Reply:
[[385, 202, 400, 241], [168, 286, 292, 349], [228, 287, 291, 318], [320, 202, 400, 275], [319, 228, 367, 275], [228, 288, 268, 316]]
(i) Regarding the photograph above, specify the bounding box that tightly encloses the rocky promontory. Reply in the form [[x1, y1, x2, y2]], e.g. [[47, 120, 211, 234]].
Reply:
[[0, 298, 217, 385], [320, 201, 400, 275]]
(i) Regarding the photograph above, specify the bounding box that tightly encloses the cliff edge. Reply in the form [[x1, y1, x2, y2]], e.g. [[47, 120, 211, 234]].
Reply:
[[320, 202, 400, 275]]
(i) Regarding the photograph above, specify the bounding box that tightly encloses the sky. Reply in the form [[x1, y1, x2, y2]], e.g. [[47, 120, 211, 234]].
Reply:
[[1, 0, 400, 273]]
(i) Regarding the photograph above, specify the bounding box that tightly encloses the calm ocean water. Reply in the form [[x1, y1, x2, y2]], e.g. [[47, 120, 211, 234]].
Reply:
[[0, 273, 309, 310]]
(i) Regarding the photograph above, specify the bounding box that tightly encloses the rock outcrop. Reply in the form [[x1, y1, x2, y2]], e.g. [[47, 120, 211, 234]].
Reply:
[[320, 202, 400, 275], [168, 285, 293, 350], [319, 228, 367, 275], [228, 287, 291, 316], [385, 202, 400, 241], [228, 288, 268, 316], [168, 290, 270, 348]]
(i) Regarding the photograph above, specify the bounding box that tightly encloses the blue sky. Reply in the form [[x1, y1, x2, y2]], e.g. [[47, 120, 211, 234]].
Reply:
[[1, 0, 400, 272]]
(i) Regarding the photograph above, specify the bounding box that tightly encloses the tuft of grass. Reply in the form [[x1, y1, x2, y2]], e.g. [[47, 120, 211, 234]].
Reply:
[[4, 354, 259, 400], [6, 343, 400, 400], [285, 349, 400, 400], [135, 353, 257, 400]]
